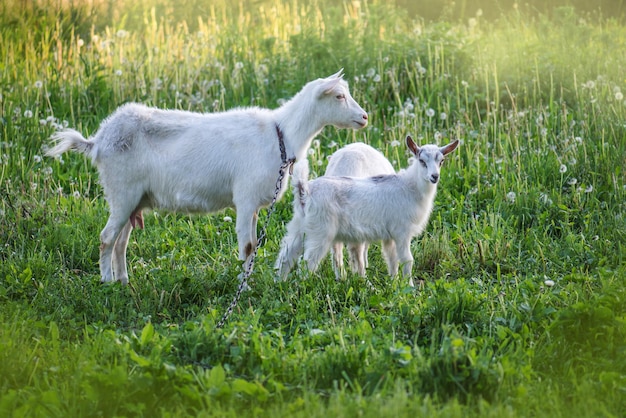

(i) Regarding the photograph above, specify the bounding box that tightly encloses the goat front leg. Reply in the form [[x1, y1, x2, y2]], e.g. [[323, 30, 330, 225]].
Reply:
[[382, 240, 398, 277], [235, 205, 259, 274], [395, 239, 415, 287]]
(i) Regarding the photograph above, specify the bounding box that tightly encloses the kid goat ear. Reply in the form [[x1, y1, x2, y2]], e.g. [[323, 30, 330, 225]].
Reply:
[[406, 135, 419, 155], [441, 139, 460, 156]]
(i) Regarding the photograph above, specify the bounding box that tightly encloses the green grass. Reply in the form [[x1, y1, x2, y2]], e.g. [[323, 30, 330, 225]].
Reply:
[[1, 0, 625, 416]]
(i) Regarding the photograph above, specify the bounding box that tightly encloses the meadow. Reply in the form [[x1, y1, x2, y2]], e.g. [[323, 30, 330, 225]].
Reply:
[[0, 0, 625, 416]]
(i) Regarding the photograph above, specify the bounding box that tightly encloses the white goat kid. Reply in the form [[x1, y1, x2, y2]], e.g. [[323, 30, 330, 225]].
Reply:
[[275, 135, 459, 286], [46, 70, 368, 285], [323, 143, 395, 279]]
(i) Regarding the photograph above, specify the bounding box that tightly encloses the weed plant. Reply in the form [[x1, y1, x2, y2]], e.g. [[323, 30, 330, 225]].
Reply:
[[0, 0, 624, 417]]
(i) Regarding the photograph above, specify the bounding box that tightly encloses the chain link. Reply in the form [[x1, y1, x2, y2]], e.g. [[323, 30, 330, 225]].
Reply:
[[216, 157, 294, 328]]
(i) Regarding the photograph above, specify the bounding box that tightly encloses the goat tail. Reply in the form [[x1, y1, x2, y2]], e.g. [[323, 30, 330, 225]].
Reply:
[[46, 129, 94, 157], [291, 160, 310, 216]]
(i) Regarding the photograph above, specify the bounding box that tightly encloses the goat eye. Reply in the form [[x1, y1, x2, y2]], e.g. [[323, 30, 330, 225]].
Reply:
[[336, 94, 345, 100], [419, 159, 427, 167]]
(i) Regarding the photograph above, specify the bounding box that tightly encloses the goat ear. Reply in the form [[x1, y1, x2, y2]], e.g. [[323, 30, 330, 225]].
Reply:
[[318, 77, 343, 97], [440, 139, 460, 156], [328, 68, 344, 79], [406, 135, 419, 155]]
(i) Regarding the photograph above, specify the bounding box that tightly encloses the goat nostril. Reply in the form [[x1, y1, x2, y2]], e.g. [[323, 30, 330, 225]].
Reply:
[[363, 114, 368, 120]]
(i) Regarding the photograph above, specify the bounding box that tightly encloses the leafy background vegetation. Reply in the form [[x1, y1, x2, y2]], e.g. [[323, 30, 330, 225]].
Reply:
[[0, 0, 625, 416]]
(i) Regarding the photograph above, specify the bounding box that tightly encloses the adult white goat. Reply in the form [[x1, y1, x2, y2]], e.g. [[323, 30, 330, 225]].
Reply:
[[275, 135, 459, 286], [46, 70, 368, 285], [323, 142, 395, 279]]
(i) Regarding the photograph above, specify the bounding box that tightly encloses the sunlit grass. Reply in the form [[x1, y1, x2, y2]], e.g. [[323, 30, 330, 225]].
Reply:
[[0, 0, 625, 417]]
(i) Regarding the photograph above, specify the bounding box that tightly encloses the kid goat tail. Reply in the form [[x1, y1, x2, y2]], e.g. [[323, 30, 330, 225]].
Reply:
[[46, 129, 94, 157], [291, 160, 310, 216]]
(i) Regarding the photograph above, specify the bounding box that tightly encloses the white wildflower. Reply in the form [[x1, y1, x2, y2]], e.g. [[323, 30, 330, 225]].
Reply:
[[34, 80, 43, 89], [559, 164, 567, 174], [223, 216, 232, 222], [426, 108, 435, 118], [544, 279, 555, 287], [506, 191, 516, 203], [24, 110, 33, 118]]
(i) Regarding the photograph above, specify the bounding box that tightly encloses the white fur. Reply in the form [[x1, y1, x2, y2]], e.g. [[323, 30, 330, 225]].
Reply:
[[275, 136, 459, 286], [323, 143, 395, 279], [46, 70, 368, 284]]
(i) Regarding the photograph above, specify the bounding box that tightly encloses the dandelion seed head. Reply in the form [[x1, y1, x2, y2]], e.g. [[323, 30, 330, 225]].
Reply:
[[34, 81, 43, 89], [544, 279, 555, 287], [390, 140, 401, 147], [426, 108, 435, 118], [115, 69, 123, 76], [559, 164, 567, 174], [73, 191, 81, 198], [33, 155, 42, 163], [585, 184, 593, 193], [440, 112, 447, 121], [567, 177, 577, 186], [24, 110, 33, 118], [366, 68, 376, 78], [373, 74, 381, 83], [506, 191, 516, 203], [615, 91, 624, 101], [223, 216, 232, 222]]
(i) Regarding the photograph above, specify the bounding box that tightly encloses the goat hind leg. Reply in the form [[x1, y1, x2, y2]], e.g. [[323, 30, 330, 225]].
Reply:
[[100, 214, 131, 283], [331, 242, 345, 280], [112, 220, 133, 285], [348, 243, 367, 277]]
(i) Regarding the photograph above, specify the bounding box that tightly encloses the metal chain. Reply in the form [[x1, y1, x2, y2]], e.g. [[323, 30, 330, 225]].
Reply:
[[216, 132, 295, 328]]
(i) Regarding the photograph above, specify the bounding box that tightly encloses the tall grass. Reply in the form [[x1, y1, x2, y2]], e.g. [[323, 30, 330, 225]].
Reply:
[[1, 1, 625, 417]]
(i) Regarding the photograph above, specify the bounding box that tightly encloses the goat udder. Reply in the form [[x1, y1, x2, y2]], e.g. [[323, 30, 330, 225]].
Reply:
[[130, 210, 144, 229]]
